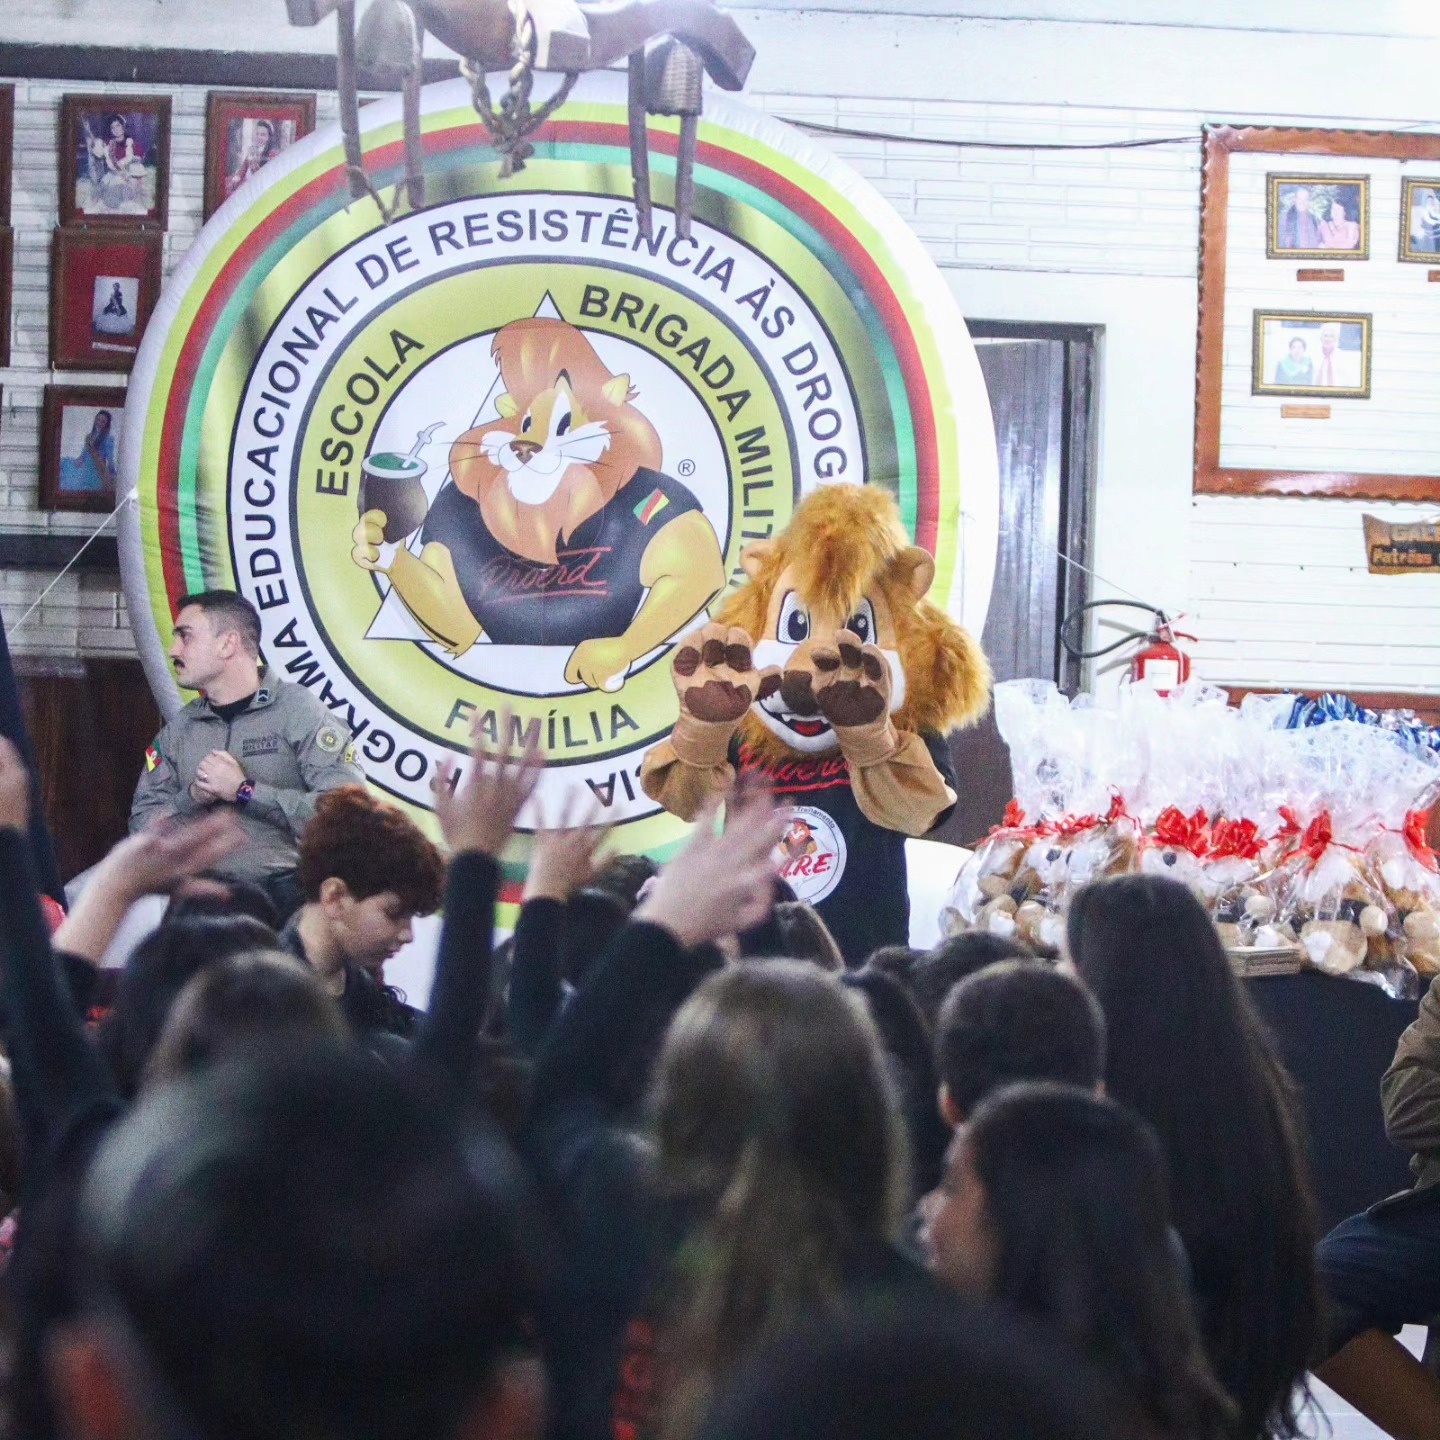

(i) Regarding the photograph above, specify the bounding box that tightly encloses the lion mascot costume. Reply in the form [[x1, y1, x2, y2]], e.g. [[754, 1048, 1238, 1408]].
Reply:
[[641, 485, 991, 962], [352, 316, 724, 693]]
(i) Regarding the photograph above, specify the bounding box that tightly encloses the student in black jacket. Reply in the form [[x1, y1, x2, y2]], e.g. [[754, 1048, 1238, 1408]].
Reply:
[[279, 785, 446, 1046], [524, 786, 936, 1440]]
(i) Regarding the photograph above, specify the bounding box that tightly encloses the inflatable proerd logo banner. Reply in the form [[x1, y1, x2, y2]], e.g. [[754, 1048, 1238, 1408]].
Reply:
[[120, 73, 998, 858]]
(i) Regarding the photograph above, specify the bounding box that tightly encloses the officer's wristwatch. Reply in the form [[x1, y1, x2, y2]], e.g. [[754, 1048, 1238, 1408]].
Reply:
[[234, 782, 255, 807]]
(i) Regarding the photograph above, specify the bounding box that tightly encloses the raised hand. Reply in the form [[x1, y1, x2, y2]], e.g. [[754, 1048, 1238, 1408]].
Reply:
[[435, 710, 545, 858], [524, 792, 610, 903], [671, 622, 779, 726], [811, 628, 891, 730], [103, 813, 245, 897], [0, 738, 31, 834], [53, 810, 245, 963], [635, 782, 783, 948]]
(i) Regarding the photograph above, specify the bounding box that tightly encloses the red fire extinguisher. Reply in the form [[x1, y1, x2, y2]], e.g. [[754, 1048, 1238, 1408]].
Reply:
[[1130, 615, 1195, 695], [1060, 601, 1195, 694]]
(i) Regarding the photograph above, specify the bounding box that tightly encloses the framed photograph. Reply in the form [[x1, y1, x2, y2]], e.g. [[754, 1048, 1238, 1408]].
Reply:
[[0, 228, 11, 369], [59, 95, 171, 228], [0, 86, 13, 227], [1251, 311, 1372, 399], [1266, 174, 1369, 259], [1400, 178, 1440, 263], [40, 385, 127, 513], [50, 228, 163, 372], [204, 92, 316, 220]]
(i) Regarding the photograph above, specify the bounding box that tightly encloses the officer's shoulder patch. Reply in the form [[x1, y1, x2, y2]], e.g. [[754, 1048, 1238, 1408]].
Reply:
[[316, 725, 344, 753], [144, 744, 160, 772]]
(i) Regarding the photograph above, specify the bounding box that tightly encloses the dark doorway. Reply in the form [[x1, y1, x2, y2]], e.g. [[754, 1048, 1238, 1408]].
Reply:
[[934, 322, 1099, 847]]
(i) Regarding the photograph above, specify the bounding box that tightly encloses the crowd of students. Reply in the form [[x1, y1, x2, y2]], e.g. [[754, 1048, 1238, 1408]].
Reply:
[[4, 726, 1440, 1440]]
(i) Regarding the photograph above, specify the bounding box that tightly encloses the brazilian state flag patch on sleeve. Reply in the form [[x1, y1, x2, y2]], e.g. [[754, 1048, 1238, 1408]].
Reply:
[[633, 487, 670, 525], [144, 745, 160, 772]]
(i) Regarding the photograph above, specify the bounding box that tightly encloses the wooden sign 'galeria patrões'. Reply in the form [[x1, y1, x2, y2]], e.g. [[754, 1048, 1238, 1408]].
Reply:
[[1363, 514, 1440, 574]]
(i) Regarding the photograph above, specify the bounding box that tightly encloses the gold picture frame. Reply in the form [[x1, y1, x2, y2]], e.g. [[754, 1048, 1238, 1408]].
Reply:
[[1265, 173, 1369, 260], [1251, 310, 1372, 400]]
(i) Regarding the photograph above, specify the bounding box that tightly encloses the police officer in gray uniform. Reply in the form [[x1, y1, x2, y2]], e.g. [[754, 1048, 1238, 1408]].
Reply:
[[130, 590, 366, 919]]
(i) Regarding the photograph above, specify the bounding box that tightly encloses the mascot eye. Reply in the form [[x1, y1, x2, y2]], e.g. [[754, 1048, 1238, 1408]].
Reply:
[[844, 599, 877, 643], [777, 592, 810, 644], [520, 413, 533, 434], [553, 393, 573, 438]]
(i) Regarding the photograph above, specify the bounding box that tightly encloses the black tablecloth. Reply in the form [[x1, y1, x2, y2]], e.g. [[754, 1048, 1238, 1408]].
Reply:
[[1246, 972, 1420, 1233]]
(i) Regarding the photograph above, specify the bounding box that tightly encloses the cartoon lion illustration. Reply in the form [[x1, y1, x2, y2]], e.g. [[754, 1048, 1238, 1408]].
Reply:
[[779, 819, 819, 860], [641, 484, 991, 961], [351, 316, 725, 692]]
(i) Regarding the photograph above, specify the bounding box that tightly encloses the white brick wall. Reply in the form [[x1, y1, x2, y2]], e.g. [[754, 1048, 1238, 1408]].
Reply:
[[1, 11, 1437, 692], [763, 87, 1440, 696]]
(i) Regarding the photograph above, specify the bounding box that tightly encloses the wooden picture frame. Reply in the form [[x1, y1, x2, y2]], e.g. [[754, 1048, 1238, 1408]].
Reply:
[[1399, 177, 1440, 264], [58, 94, 171, 229], [203, 91, 317, 220], [0, 227, 12, 369], [1251, 310, 1372, 399], [0, 86, 14, 228], [50, 228, 163, 372], [1265, 173, 1369, 260], [40, 385, 127, 513], [1196, 126, 1440, 502]]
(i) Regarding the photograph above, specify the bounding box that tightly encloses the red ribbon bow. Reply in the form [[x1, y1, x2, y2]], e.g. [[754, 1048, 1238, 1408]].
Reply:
[[989, 802, 1057, 845], [1300, 812, 1337, 864], [1404, 811, 1440, 874], [1276, 807, 1303, 841], [1152, 806, 1210, 857], [1209, 817, 1264, 862]]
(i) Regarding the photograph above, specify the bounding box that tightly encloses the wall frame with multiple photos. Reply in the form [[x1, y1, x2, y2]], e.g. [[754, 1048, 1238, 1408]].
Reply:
[[1195, 126, 1440, 503]]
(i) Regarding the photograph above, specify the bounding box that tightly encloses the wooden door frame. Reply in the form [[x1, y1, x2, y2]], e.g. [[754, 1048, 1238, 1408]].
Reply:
[[967, 321, 1100, 693]]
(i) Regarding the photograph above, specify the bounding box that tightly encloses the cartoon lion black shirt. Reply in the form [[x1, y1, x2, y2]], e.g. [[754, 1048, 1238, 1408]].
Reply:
[[418, 467, 705, 646]]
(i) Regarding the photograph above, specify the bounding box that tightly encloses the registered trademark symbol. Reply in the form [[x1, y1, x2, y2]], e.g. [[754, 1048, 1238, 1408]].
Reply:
[[678, 458, 695, 477]]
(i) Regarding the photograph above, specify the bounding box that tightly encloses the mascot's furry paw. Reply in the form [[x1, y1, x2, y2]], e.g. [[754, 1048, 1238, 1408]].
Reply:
[[565, 635, 632, 693], [672, 623, 780, 725], [811, 630, 890, 729]]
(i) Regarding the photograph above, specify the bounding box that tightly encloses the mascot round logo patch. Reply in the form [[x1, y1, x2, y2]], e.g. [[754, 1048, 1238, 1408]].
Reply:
[[774, 806, 847, 905], [120, 73, 997, 856]]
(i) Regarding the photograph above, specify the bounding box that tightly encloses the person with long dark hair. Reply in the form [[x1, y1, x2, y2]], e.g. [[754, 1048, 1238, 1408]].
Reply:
[[524, 789, 927, 1440], [921, 1082, 1234, 1440], [1067, 874, 1322, 1439]]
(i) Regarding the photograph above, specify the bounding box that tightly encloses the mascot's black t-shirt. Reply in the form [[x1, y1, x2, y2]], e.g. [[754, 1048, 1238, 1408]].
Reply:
[[733, 732, 957, 965], [419, 467, 702, 646]]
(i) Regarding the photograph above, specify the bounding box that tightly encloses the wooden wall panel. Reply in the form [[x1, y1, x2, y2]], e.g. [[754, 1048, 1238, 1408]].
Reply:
[[18, 659, 159, 882]]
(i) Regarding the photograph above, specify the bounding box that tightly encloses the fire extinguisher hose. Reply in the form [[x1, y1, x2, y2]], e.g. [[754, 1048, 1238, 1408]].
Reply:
[[1059, 599, 1168, 661]]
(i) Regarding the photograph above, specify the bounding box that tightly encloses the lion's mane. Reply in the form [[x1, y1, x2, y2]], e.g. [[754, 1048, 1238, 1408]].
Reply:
[[718, 485, 991, 759]]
